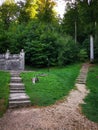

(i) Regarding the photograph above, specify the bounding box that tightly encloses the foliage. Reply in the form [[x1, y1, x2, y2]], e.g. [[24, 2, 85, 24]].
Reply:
[[0, 21, 9, 53], [78, 49, 88, 62], [62, 0, 98, 43], [57, 36, 79, 66], [61, 0, 98, 62], [61, 2, 79, 38], [0, 0, 82, 67], [17, 0, 57, 23], [7, 22, 26, 53], [18, 0, 38, 23], [21, 64, 81, 106], [94, 24, 98, 62], [37, 0, 57, 23], [0, 0, 19, 28], [23, 21, 79, 67], [0, 71, 10, 117], [82, 65, 98, 122]]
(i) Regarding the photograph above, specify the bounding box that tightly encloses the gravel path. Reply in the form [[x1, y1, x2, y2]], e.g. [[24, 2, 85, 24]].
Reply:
[[0, 64, 98, 130]]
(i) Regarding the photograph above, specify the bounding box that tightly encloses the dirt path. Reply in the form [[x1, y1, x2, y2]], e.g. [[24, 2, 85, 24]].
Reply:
[[0, 63, 98, 130]]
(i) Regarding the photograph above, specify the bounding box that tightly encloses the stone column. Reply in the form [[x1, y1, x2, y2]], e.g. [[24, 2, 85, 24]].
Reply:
[[20, 49, 25, 70], [5, 49, 10, 59], [5, 50, 10, 70], [90, 35, 94, 63]]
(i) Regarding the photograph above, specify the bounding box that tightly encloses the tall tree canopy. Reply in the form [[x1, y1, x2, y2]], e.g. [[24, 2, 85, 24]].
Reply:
[[0, 0, 19, 28], [37, 0, 57, 22], [18, 0, 38, 23], [62, 0, 98, 43]]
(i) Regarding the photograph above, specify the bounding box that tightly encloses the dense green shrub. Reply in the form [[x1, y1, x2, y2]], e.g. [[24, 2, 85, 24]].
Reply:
[[94, 25, 98, 62], [24, 21, 59, 67], [57, 36, 79, 66], [0, 22, 9, 53], [7, 23, 27, 53], [23, 21, 79, 67], [0, 19, 80, 67], [78, 49, 88, 62]]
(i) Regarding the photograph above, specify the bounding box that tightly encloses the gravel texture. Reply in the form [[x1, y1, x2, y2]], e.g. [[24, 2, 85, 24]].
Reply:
[[0, 84, 98, 130]]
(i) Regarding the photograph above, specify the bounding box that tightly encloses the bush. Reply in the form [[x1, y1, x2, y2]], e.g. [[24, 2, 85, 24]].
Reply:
[[0, 19, 80, 67], [24, 21, 79, 67], [57, 36, 79, 66], [23, 21, 80, 67], [78, 49, 88, 62]]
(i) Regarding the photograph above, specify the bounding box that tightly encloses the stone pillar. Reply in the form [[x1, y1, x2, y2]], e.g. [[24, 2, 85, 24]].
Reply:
[[5, 50, 10, 70], [90, 35, 94, 63], [5, 49, 10, 59], [20, 49, 25, 70]]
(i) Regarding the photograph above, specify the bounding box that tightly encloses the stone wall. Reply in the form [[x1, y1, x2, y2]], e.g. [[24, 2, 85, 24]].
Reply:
[[0, 50, 25, 70]]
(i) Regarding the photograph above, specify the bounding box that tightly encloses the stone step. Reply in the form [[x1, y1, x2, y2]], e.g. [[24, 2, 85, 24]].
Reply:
[[10, 72, 20, 77], [10, 87, 25, 90], [75, 63, 90, 85], [77, 82, 85, 84], [80, 70, 87, 72], [10, 71, 20, 74], [78, 75, 86, 79], [76, 78, 86, 81], [10, 90, 25, 93], [10, 83, 24, 87], [9, 100, 31, 108], [77, 77, 85, 79], [9, 93, 30, 101], [9, 98, 30, 102], [78, 75, 86, 77], [11, 77, 22, 83], [77, 76, 86, 79], [11, 74, 20, 77], [76, 81, 86, 83], [9, 71, 31, 109]]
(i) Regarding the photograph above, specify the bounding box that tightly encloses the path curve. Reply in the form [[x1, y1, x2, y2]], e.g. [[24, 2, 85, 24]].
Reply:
[[0, 63, 98, 130]]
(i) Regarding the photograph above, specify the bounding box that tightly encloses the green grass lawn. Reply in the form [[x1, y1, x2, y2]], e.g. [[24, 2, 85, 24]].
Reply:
[[0, 71, 10, 117], [82, 65, 98, 123], [21, 64, 81, 106]]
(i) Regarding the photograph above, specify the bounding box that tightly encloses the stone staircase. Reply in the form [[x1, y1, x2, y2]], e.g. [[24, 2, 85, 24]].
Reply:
[[9, 71, 31, 108], [76, 63, 90, 84]]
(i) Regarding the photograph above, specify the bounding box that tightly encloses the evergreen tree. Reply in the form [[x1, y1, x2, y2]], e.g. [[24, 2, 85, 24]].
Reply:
[[37, 0, 57, 23], [62, 0, 98, 43]]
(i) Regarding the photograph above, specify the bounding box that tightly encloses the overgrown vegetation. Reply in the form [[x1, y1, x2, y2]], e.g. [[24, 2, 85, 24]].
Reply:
[[82, 65, 98, 122], [62, 0, 98, 61], [0, 0, 94, 68], [21, 64, 81, 106], [0, 71, 10, 117]]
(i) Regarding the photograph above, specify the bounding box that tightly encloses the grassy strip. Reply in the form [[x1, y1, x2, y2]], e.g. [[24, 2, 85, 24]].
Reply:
[[0, 71, 10, 117], [82, 65, 98, 123], [21, 64, 81, 106]]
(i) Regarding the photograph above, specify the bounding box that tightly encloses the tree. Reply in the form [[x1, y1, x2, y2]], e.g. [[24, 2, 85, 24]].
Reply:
[[0, 0, 19, 28], [37, 0, 57, 23], [18, 0, 38, 23], [61, 0, 98, 62]]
